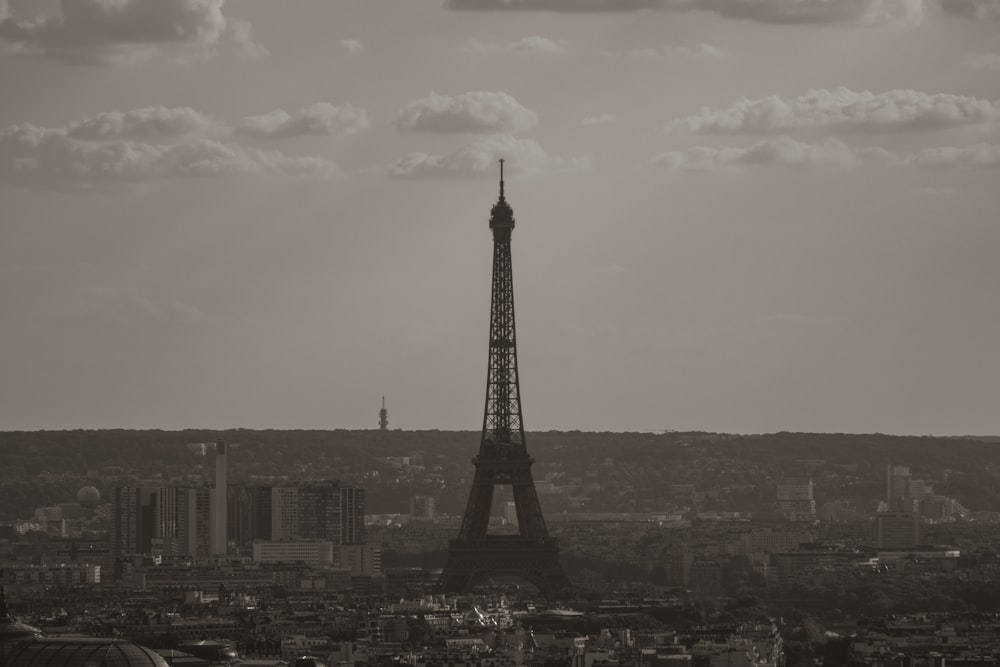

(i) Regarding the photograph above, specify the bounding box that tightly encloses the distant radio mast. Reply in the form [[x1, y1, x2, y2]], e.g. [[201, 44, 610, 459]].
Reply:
[[378, 396, 388, 430]]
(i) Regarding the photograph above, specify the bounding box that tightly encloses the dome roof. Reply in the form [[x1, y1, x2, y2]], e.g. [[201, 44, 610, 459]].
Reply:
[[77, 485, 101, 507], [5, 637, 169, 666]]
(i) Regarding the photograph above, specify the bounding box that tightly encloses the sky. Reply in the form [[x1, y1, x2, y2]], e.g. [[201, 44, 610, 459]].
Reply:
[[2, 0, 1000, 436]]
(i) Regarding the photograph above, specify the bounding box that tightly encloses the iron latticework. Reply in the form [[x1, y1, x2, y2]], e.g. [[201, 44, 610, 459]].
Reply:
[[438, 161, 572, 598]]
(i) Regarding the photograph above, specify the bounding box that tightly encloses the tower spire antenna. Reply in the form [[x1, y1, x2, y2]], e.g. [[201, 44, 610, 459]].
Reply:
[[499, 158, 505, 199], [378, 396, 388, 431]]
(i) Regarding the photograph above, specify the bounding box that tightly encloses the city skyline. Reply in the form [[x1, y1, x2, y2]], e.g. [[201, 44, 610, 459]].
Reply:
[[2, 0, 1000, 436]]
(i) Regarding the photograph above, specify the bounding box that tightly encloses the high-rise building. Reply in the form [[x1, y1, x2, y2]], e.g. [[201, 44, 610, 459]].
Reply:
[[150, 486, 185, 557], [886, 464, 936, 512], [876, 511, 919, 549], [227, 484, 255, 552], [212, 442, 228, 556], [252, 540, 334, 568], [886, 464, 912, 510], [341, 487, 366, 545], [337, 543, 381, 576], [740, 529, 814, 555], [299, 482, 342, 540], [111, 486, 143, 561], [228, 484, 278, 552], [178, 481, 366, 554], [410, 495, 436, 519], [111, 486, 160, 579], [147, 486, 211, 559], [113, 485, 216, 569], [271, 486, 300, 541], [151, 486, 179, 542], [188, 487, 213, 558], [776, 477, 816, 522]]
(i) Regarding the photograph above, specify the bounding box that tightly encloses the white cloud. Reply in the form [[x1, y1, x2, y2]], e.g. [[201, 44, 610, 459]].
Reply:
[[394, 91, 540, 134], [669, 88, 1000, 135], [916, 143, 1000, 168], [676, 42, 729, 59], [164, 140, 339, 178], [581, 114, 619, 126], [445, 0, 925, 26], [652, 136, 1000, 171], [652, 136, 875, 170], [507, 35, 568, 53], [234, 103, 370, 139], [222, 18, 266, 60], [471, 36, 567, 53], [0, 0, 263, 63], [339, 38, 364, 57], [0, 118, 339, 190], [964, 52, 1000, 70], [66, 106, 220, 140], [388, 135, 588, 178], [621, 42, 729, 58]]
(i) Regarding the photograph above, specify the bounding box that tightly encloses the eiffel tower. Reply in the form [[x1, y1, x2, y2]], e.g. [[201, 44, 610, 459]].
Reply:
[[438, 161, 572, 598]]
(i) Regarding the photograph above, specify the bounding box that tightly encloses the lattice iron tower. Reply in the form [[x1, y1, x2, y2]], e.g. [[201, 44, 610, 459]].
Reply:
[[378, 396, 388, 431], [438, 161, 572, 598]]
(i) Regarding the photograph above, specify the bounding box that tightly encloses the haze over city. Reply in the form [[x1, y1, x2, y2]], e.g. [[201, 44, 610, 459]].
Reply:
[[2, 0, 999, 435]]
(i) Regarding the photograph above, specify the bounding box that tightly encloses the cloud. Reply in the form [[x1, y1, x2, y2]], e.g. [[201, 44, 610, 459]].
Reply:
[[652, 136, 879, 170], [470, 36, 567, 53], [444, 0, 926, 26], [581, 113, 619, 126], [911, 185, 959, 196], [40, 286, 206, 328], [698, 0, 925, 25], [48, 102, 369, 144], [669, 88, 1000, 135], [677, 42, 729, 58], [624, 47, 662, 58], [652, 135, 1000, 171], [940, 0, 1000, 19], [916, 143, 1000, 168], [0, 119, 338, 190], [66, 106, 220, 140], [507, 35, 568, 53], [394, 91, 540, 134], [388, 135, 588, 178], [0, 0, 263, 63], [234, 103, 370, 139], [964, 52, 1000, 70], [339, 38, 363, 57], [447, 0, 660, 10], [164, 140, 339, 178], [620, 42, 729, 58]]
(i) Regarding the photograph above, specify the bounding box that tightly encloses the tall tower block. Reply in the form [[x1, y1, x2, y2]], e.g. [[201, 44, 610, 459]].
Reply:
[[379, 396, 388, 431], [212, 441, 227, 556], [438, 161, 572, 598]]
